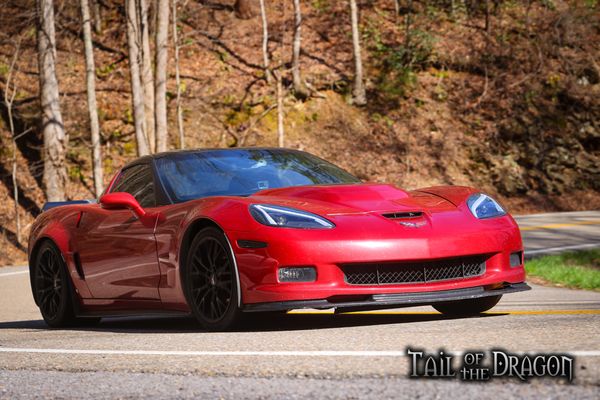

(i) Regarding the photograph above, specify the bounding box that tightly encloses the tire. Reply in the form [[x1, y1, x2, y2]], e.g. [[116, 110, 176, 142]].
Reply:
[[184, 227, 241, 331], [33, 241, 77, 328], [432, 295, 502, 316]]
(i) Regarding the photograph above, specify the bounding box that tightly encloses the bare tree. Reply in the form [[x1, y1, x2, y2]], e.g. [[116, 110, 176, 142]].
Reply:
[[37, 0, 68, 201], [394, 0, 400, 15], [139, 0, 156, 153], [259, 0, 272, 83], [155, 0, 169, 153], [126, 0, 150, 156], [173, 0, 185, 149], [92, 0, 102, 33], [349, 0, 366, 106], [405, 0, 413, 51], [234, 0, 254, 19], [292, 0, 308, 98], [80, 0, 104, 197], [4, 40, 22, 243], [276, 70, 284, 147], [275, 3, 286, 148], [484, 0, 491, 35]]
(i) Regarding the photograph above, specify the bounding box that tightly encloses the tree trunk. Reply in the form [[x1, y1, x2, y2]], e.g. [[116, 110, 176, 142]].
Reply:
[[37, 0, 68, 202], [276, 70, 284, 148], [234, 0, 254, 19], [484, 0, 491, 35], [349, 0, 366, 106], [139, 0, 155, 153], [92, 0, 102, 34], [259, 0, 271, 83], [80, 0, 104, 197], [5, 41, 21, 243], [405, 0, 413, 59], [173, 0, 185, 149], [292, 0, 308, 99], [155, 0, 169, 153], [394, 0, 400, 15], [126, 0, 149, 156]]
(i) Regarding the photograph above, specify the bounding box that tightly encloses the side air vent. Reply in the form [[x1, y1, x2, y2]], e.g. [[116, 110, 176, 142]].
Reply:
[[73, 252, 85, 279], [382, 211, 423, 219]]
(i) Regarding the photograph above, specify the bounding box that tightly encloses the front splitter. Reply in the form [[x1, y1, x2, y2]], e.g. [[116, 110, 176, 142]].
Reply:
[[242, 282, 531, 313]]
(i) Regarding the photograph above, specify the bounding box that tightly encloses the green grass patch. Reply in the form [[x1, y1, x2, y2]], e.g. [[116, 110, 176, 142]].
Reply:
[[526, 249, 600, 291]]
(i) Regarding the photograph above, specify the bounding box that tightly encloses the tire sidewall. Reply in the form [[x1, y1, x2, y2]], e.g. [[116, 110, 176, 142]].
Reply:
[[433, 295, 502, 316]]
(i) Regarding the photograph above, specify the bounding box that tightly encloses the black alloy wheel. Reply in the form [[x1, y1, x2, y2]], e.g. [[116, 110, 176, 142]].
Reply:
[[185, 227, 241, 331], [34, 241, 76, 327]]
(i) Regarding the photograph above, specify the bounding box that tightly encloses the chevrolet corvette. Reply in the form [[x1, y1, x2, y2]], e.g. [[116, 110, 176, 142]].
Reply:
[[28, 148, 530, 330]]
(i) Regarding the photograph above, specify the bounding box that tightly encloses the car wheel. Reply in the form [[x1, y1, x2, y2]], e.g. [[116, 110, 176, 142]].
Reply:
[[432, 295, 502, 316], [33, 241, 77, 328], [184, 227, 241, 331]]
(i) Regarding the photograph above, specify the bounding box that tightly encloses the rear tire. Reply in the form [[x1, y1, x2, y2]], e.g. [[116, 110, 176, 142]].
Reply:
[[184, 227, 241, 331], [432, 295, 502, 316], [33, 241, 77, 328]]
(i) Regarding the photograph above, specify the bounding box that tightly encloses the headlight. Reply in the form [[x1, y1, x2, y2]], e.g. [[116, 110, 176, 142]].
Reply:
[[467, 193, 506, 219], [249, 204, 334, 229]]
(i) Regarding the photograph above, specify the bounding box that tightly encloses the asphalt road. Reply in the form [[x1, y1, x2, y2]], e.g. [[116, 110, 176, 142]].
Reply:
[[1, 211, 599, 399]]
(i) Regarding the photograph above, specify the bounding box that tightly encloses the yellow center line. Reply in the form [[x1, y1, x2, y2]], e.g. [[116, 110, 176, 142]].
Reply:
[[288, 310, 600, 315], [519, 220, 600, 231]]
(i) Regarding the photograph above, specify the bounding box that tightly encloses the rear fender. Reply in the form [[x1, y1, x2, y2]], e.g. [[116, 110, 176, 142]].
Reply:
[[29, 212, 93, 304]]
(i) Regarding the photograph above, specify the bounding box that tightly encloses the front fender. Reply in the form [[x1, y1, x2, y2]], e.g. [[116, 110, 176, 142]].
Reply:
[[414, 185, 479, 207]]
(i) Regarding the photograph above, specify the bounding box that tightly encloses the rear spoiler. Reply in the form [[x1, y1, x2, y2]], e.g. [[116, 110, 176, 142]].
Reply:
[[42, 199, 97, 212]]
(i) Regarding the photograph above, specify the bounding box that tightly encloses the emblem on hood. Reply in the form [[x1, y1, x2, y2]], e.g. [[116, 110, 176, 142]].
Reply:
[[399, 221, 426, 228]]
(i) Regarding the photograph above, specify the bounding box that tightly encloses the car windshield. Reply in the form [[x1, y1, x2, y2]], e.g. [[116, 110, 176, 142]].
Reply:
[[155, 149, 361, 202]]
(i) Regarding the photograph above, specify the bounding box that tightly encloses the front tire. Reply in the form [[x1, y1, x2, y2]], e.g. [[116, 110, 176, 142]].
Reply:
[[433, 295, 502, 316], [184, 227, 241, 331]]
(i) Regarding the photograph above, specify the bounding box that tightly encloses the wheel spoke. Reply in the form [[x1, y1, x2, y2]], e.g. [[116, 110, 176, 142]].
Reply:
[[36, 248, 64, 321]]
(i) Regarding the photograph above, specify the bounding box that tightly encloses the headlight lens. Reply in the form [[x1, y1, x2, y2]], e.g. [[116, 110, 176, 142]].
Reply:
[[249, 204, 334, 229], [467, 193, 506, 219]]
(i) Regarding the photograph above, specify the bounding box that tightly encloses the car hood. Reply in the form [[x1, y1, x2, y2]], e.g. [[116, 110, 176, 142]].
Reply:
[[250, 184, 457, 215]]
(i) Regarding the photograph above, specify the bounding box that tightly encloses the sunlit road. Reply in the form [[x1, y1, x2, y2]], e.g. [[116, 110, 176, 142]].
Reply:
[[516, 211, 600, 257], [0, 211, 599, 399]]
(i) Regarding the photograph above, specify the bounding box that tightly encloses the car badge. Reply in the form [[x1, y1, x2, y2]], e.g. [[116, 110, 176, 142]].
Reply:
[[399, 221, 426, 228]]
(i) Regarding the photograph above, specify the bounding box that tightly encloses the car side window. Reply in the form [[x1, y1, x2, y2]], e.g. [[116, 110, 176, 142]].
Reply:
[[110, 164, 156, 208]]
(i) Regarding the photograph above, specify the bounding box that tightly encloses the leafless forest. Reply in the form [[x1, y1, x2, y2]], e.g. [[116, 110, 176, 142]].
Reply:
[[0, 0, 599, 264]]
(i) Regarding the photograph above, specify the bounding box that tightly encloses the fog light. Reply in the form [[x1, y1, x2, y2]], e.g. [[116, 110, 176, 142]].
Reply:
[[278, 267, 317, 282], [510, 252, 522, 268]]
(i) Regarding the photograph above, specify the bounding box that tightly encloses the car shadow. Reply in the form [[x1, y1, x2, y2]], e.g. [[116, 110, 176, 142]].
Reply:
[[0, 312, 508, 334]]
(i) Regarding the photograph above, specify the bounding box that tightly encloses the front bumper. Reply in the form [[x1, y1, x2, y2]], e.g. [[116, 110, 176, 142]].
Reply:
[[242, 282, 531, 312], [227, 212, 525, 305]]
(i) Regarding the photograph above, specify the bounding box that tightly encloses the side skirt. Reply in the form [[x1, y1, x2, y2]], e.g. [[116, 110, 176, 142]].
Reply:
[[77, 298, 191, 318]]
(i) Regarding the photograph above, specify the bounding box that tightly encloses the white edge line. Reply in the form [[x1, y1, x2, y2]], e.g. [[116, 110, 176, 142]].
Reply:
[[0, 348, 599, 357], [526, 243, 600, 256], [0, 270, 29, 277]]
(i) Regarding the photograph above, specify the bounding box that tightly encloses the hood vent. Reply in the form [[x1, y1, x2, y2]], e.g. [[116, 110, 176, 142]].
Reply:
[[382, 211, 423, 219]]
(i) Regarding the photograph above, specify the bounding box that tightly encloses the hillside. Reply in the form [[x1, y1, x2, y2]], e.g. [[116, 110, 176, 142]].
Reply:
[[0, 0, 599, 266]]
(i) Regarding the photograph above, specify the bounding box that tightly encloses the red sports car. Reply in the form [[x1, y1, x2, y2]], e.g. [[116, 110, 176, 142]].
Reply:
[[28, 148, 529, 330]]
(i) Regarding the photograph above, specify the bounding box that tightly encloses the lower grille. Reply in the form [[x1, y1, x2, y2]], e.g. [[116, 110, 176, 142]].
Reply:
[[341, 256, 487, 285]]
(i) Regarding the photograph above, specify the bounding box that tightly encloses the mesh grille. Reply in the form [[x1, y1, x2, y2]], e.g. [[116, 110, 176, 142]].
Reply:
[[341, 256, 486, 285]]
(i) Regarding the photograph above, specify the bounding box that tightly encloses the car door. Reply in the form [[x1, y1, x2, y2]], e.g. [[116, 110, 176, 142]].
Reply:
[[77, 163, 162, 300]]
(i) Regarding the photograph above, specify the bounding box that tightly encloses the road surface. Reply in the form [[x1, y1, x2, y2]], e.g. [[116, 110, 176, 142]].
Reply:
[[0, 211, 599, 399]]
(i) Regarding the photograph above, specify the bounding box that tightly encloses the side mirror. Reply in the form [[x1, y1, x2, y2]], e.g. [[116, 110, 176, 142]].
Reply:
[[100, 192, 146, 220]]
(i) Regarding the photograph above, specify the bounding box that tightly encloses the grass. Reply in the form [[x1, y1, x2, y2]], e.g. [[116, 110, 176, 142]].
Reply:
[[526, 249, 600, 291]]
